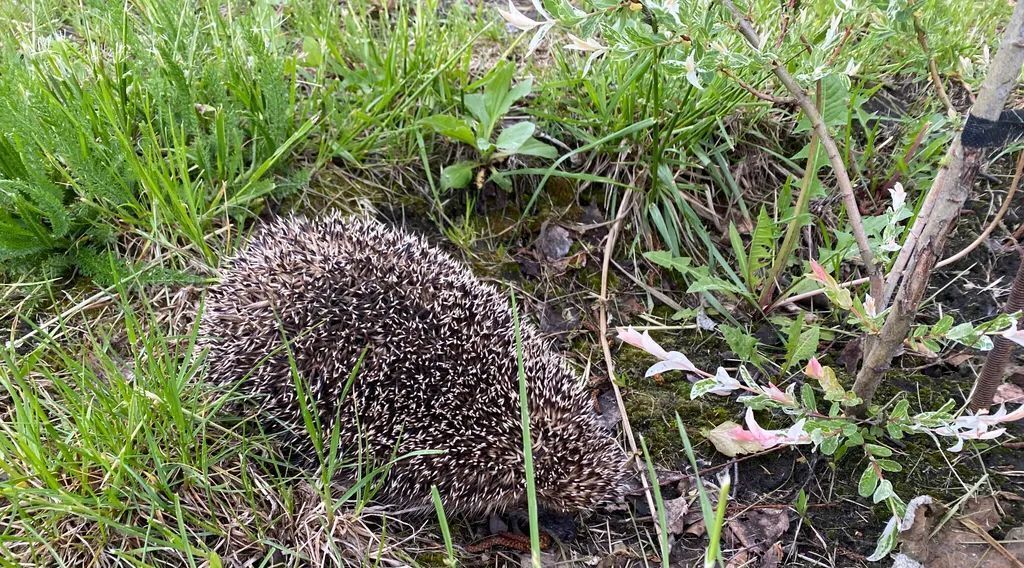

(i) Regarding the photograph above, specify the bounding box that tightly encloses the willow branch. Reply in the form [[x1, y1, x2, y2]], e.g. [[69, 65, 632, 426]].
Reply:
[[718, 0, 883, 301]]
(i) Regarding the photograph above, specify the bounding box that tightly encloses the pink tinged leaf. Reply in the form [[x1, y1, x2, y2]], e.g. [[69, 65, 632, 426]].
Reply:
[[805, 357, 824, 380], [707, 421, 763, 456], [707, 367, 741, 395], [726, 424, 764, 445], [999, 404, 1024, 423], [765, 382, 795, 405], [644, 355, 699, 378], [743, 408, 782, 447], [617, 326, 671, 360], [964, 427, 1006, 440], [808, 260, 832, 285]]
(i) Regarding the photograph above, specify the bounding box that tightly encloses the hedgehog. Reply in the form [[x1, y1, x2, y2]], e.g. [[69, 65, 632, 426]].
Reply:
[[199, 213, 627, 515]]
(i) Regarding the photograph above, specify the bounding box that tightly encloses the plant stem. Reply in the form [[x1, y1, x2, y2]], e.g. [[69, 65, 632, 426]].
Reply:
[[510, 291, 542, 568], [912, 10, 954, 116], [597, 190, 661, 529], [759, 84, 821, 308]]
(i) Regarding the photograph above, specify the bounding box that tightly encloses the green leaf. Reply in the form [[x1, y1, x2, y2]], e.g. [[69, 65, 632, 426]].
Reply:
[[872, 479, 894, 504], [800, 383, 817, 412], [728, 222, 749, 288], [795, 489, 809, 516], [820, 435, 840, 455], [931, 314, 954, 336], [818, 366, 847, 402], [720, 325, 759, 364], [858, 465, 879, 498], [495, 122, 537, 152], [783, 319, 819, 374], [867, 516, 900, 561], [514, 137, 558, 159], [891, 399, 910, 420], [886, 423, 905, 439], [490, 171, 512, 190], [644, 251, 692, 274], [876, 459, 902, 472], [795, 74, 856, 133], [865, 443, 893, 457], [441, 161, 477, 190], [747, 207, 777, 287], [500, 78, 533, 114], [301, 36, 322, 66], [464, 93, 489, 127], [946, 322, 975, 341], [420, 115, 478, 147], [690, 378, 720, 399]]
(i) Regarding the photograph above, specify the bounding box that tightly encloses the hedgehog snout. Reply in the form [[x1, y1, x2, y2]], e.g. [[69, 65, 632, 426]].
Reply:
[[527, 423, 627, 512]]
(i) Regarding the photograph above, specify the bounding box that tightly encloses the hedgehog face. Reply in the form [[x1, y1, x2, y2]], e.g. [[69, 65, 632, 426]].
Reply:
[[527, 411, 628, 512]]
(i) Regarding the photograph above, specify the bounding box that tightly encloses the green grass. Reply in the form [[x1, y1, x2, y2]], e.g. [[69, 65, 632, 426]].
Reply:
[[0, 0, 1016, 564]]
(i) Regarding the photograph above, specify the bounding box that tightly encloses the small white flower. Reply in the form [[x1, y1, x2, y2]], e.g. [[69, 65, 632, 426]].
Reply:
[[889, 182, 907, 212], [863, 294, 877, 318], [683, 51, 703, 90], [497, 1, 544, 31], [1002, 319, 1024, 348], [565, 34, 607, 53]]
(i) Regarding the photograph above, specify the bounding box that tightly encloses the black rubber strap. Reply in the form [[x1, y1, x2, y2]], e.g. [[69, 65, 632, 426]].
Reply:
[[962, 109, 1024, 148]]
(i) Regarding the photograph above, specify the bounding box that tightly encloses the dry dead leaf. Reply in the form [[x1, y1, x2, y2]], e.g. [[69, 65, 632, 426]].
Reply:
[[536, 222, 572, 260], [994, 382, 1024, 404], [725, 549, 752, 567], [759, 542, 784, 568], [898, 495, 1024, 568], [663, 496, 690, 535], [726, 508, 790, 551]]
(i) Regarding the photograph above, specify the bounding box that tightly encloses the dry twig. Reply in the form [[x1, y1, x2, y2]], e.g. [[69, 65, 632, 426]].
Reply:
[[596, 189, 659, 530]]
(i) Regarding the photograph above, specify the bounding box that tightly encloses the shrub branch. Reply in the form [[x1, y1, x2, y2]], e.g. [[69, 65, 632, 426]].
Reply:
[[718, 0, 884, 301], [852, 0, 1024, 411]]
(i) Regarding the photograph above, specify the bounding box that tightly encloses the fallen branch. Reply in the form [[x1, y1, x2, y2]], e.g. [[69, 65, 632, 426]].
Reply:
[[718, 0, 884, 301], [852, 0, 1024, 410]]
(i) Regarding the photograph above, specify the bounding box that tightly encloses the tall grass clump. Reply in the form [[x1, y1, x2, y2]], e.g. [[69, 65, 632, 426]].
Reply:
[[0, 0, 321, 282], [0, 288, 423, 566]]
